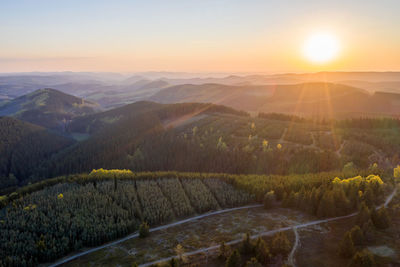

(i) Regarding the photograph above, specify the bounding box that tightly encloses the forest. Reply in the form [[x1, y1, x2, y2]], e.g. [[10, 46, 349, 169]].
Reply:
[[0, 168, 390, 266], [1, 101, 400, 266], [2, 101, 400, 194]]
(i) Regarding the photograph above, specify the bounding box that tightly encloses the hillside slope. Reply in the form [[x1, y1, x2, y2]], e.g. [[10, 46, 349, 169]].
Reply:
[[0, 117, 74, 190], [0, 88, 99, 129], [150, 82, 400, 117]]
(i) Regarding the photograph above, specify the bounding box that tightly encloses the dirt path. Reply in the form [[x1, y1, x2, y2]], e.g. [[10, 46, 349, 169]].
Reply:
[[336, 140, 346, 157], [50, 188, 397, 267], [383, 187, 397, 208], [140, 188, 397, 267], [279, 127, 288, 143], [47, 204, 263, 267], [287, 227, 300, 267]]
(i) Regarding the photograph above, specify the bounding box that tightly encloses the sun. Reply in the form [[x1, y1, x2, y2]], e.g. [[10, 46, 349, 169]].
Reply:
[[303, 33, 340, 64]]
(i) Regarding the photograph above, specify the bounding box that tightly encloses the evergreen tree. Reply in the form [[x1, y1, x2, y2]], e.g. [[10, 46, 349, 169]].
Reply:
[[349, 249, 376, 267], [175, 244, 186, 263], [139, 222, 150, 238], [254, 237, 271, 264], [168, 258, 179, 267], [219, 241, 230, 260], [350, 225, 364, 246], [263, 190, 275, 209], [338, 232, 355, 258], [361, 219, 375, 242], [363, 187, 375, 208], [371, 207, 390, 229], [240, 233, 254, 255], [245, 257, 262, 267], [271, 232, 291, 256], [356, 202, 371, 226], [226, 249, 241, 267], [317, 191, 335, 217]]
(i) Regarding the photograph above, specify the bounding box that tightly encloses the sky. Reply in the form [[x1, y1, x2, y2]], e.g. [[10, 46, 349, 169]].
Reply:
[[1, 0, 400, 73]]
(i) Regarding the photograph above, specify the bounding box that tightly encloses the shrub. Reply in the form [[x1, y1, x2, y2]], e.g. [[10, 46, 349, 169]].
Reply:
[[139, 221, 150, 238]]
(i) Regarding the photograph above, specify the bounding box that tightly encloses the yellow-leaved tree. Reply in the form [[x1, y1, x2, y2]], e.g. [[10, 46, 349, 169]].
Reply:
[[394, 165, 400, 182]]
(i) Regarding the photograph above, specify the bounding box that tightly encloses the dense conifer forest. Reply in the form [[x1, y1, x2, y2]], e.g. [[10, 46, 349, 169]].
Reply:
[[0, 169, 389, 266], [2, 101, 400, 194], [1, 99, 400, 266]]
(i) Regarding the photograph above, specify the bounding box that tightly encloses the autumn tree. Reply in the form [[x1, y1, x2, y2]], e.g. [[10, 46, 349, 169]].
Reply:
[[394, 165, 400, 183]]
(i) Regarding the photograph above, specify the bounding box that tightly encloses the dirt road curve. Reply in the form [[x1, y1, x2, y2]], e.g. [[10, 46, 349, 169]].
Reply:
[[48, 188, 397, 267], [140, 188, 397, 267], [287, 227, 300, 267], [47, 204, 263, 267]]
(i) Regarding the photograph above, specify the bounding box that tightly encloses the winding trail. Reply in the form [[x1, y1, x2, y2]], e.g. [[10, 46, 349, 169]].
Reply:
[[287, 227, 300, 267], [50, 188, 397, 267], [48, 204, 263, 267], [382, 187, 397, 208], [140, 188, 397, 267], [335, 140, 346, 157]]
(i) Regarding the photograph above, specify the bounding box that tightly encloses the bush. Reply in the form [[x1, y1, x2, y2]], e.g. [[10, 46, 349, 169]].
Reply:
[[139, 221, 150, 238]]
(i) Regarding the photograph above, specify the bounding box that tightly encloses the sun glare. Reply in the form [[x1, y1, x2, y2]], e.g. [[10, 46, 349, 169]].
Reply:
[[303, 33, 340, 64]]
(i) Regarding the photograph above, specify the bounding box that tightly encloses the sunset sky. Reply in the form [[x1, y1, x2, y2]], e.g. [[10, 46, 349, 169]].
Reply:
[[1, 0, 399, 73]]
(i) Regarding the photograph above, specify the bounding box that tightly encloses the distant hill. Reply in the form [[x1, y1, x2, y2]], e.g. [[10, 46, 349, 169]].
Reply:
[[0, 88, 99, 130], [67, 100, 248, 134], [82, 79, 170, 109], [39, 101, 250, 177], [0, 117, 74, 190], [150, 82, 400, 118], [67, 101, 165, 134], [149, 83, 275, 112], [2, 72, 400, 110]]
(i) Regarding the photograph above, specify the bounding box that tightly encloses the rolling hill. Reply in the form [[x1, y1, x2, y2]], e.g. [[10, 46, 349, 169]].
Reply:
[[150, 82, 400, 117], [82, 79, 170, 109], [0, 117, 74, 191], [149, 83, 275, 112], [0, 88, 99, 130]]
